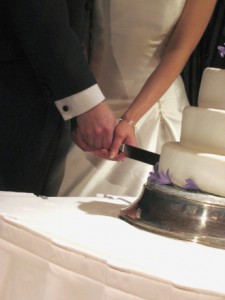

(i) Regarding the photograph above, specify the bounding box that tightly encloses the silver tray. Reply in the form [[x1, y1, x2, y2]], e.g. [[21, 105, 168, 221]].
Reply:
[[119, 183, 225, 249]]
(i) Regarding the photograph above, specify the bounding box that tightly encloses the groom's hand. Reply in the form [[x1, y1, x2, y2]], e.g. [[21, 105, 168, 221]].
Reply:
[[71, 101, 116, 151]]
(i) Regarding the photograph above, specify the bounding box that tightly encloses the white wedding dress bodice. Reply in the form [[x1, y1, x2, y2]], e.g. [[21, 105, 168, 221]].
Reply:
[[91, 0, 186, 111], [47, 0, 189, 197]]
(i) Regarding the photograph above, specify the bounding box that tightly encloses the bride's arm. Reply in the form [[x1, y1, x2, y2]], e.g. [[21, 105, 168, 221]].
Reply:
[[109, 0, 217, 159]]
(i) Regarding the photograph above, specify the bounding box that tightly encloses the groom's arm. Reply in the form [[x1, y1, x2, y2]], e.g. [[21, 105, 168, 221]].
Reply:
[[4, 0, 116, 150]]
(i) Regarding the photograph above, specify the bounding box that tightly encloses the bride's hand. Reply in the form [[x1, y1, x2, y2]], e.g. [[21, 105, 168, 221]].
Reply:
[[111, 119, 137, 159], [93, 120, 137, 161]]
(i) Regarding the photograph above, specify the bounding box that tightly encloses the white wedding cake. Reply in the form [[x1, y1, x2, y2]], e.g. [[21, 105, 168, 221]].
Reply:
[[158, 68, 225, 197], [120, 68, 225, 249]]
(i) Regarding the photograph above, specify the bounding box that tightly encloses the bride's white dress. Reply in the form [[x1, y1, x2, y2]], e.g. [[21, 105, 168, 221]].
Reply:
[[48, 0, 189, 197]]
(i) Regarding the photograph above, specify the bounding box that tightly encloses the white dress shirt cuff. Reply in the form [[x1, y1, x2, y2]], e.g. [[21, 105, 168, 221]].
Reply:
[[55, 84, 105, 121]]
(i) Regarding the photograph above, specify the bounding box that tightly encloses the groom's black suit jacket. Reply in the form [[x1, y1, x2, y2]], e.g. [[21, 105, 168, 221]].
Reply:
[[0, 0, 94, 194], [0, 0, 95, 100]]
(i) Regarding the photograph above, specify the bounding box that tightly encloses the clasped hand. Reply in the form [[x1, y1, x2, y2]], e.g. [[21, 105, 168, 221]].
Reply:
[[71, 102, 137, 161], [93, 120, 137, 161]]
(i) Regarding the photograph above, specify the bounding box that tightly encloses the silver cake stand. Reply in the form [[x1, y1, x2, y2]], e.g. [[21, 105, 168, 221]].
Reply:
[[119, 183, 225, 249]]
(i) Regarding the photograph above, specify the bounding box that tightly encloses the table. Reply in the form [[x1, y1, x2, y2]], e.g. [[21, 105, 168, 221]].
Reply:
[[0, 191, 225, 300]]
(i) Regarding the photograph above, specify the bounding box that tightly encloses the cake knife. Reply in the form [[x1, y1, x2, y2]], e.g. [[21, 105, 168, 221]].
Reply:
[[120, 144, 160, 165]]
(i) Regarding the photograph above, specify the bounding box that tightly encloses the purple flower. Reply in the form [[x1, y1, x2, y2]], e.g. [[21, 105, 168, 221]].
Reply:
[[157, 169, 173, 185], [149, 163, 173, 185], [149, 162, 160, 182], [182, 178, 200, 191], [149, 165, 200, 191], [217, 43, 225, 58]]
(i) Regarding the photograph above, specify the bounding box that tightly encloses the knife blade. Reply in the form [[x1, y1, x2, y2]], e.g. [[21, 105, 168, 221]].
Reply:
[[120, 144, 160, 165]]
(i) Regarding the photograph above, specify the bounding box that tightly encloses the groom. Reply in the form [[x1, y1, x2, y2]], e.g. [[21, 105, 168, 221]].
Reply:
[[0, 0, 116, 194]]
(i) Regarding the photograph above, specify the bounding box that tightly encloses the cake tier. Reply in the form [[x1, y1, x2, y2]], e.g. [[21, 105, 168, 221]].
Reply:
[[180, 106, 225, 155], [159, 142, 225, 197], [198, 68, 225, 110]]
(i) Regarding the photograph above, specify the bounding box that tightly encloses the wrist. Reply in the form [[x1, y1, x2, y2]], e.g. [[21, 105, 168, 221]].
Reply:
[[119, 115, 136, 129]]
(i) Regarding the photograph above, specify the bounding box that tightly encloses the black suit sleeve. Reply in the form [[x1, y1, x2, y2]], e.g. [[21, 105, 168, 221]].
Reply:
[[4, 0, 96, 101]]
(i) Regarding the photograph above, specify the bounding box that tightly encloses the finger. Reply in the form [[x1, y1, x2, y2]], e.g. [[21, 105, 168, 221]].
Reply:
[[115, 152, 126, 161], [71, 131, 92, 152], [87, 131, 104, 151], [102, 132, 114, 150], [87, 137, 95, 151], [93, 135, 103, 150], [94, 149, 123, 161], [93, 149, 111, 159], [92, 129, 113, 151], [109, 136, 124, 159]]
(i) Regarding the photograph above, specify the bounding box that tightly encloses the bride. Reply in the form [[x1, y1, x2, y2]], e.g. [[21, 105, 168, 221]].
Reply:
[[46, 0, 216, 197]]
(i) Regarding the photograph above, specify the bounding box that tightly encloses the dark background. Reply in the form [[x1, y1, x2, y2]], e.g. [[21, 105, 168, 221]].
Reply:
[[182, 1, 225, 106]]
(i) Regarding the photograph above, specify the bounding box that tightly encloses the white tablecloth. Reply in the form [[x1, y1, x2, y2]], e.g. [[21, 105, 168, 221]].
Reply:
[[0, 191, 225, 300]]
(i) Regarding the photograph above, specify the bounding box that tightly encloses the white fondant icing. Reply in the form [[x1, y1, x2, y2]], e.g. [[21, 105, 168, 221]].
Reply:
[[198, 68, 225, 109], [156, 68, 225, 198], [159, 142, 225, 197], [181, 106, 225, 155]]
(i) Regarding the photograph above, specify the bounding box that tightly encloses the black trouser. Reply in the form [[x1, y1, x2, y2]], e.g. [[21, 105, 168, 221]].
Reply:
[[0, 59, 63, 195]]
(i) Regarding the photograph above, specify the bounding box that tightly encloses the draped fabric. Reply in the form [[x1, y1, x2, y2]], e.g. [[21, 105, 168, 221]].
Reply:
[[46, 0, 189, 197], [182, 1, 225, 106]]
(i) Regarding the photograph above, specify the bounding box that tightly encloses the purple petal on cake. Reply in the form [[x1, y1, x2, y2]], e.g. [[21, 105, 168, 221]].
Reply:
[[149, 165, 173, 185], [149, 162, 160, 182], [157, 169, 173, 185], [182, 178, 200, 190], [149, 172, 160, 182], [217, 44, 225, 58]]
